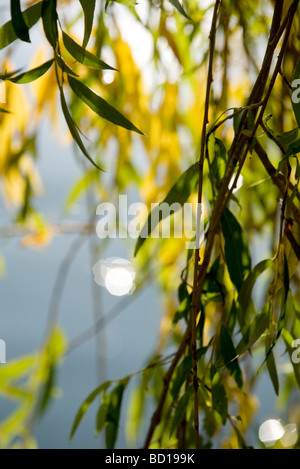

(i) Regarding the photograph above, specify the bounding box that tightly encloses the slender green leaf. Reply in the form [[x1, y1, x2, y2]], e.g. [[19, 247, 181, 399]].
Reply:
[[277, 253, 290, 341], [0, 356, 34, 383], [0, 383, 32, 401], [264, 255, 290, 366], [211, 366, 228, 426], [0, 69, 23, 81], [126, 384, 145, 443], [135, 163, 199, 256], [169, 0, 192, 20], [275, 128, 299, 146], [37, 364, 56, 416], [105, 0, 137, 10], [262, 258, 290, 370], [105, 379, 129, 449], [10, 0, 31, 43], [64, 171, 97, 212], [79, 0, 96, 49], [170, 385, 193, 437], [221, 208, 252, 292], [7, 60, 54, 84], [203, 256, 226, 297], [286, 138, 300, 158], [95, 402, 108, 436], [173, 293, 192, 325], [210, 138, 227, 189], [60, 87, 103, 171], [265, 336, 279, 396], [220, 326, 243, 389], [171, 347, 207, 401], [237, 259, 273, 329], [0, 2, 42, 50], [263, 115, 299, 145], [69, 381, 112, 441], [68, 76, 144, 135], [232, 423, 251, 449], [62, 32, 115, 71], [236, 303, 272, 356], [42, 0, 58, 48]]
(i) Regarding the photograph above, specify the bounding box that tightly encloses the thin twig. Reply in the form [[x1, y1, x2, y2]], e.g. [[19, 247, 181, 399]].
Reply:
[[190, 0, 222, 450], [0, 222, 97, 238], [43, 233, 88, 343], [67, 275, 152, 354], [143, 325, 191, 449], [224, 0, 298, 209]]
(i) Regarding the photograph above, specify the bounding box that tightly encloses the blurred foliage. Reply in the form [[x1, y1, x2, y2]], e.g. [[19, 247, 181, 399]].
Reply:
[[0, 0, 300, 449]]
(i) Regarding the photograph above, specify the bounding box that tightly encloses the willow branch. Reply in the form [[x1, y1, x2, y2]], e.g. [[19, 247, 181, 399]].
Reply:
[[223, 0, 297, 209], [255, 141, 300, 225], [190, 0, 221, 450], [143, 326, 191, 449]]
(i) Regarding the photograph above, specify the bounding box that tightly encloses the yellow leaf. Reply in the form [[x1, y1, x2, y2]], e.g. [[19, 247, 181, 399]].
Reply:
[[21, 227, 53, 250]]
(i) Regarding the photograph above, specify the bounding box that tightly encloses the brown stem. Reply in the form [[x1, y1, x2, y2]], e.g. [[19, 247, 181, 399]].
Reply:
[[190, 0, 222, 450], [143, 326, 191, 449], [186, 0, 299, 448], [222, 0, 297, 211]]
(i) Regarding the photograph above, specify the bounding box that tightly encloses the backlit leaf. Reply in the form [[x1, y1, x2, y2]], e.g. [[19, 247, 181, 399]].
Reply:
[[60, 87, 103, 171], [236, 303, 272, 356], [105, 379, 129, 449], [169, 0, 192, 20], [0, 2, 42, 50], [95, 402, 108, 436], [276, 253, 290, 341], [37, 363, 56, 416], [170, 385, 193, 436], [8, 60, 54, 84], [135, 163, 199, 256], [42, 0, 58, 48], [69, 381, 112, 441], [0, 356, 34, 383], [211, 366, 228, 426], [285, 138, 300, 158], [0, 69, 23, 81], [63, 32, 116, 70], [10, 0, 31, 43], [221, 208, 252, 292], [64, 170, 97, 212], [79, 0, 96, 49], [237, 259, 273, 329], [220, 326, 243, 389], [68, 76, 144, 135], [265, 336, 279, 396]]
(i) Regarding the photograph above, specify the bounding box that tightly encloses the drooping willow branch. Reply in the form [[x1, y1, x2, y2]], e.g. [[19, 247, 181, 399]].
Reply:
[[190, 0, 222, 450], [143, 0, 300, 450], [143, 0, 222, 450]]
